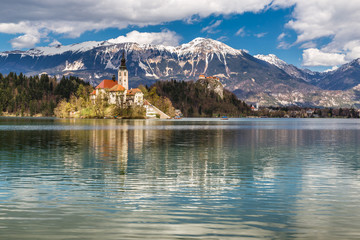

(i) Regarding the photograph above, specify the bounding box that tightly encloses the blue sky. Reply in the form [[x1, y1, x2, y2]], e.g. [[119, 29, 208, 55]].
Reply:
[[0, 1, 359, 72]]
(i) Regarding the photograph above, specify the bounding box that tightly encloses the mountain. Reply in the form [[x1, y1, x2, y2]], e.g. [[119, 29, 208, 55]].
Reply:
[[254, 53, 360, 91], [0, 38, 315, 96], [1, 37, 360, 108], [253, 54, 360, 107], [254, 54, 325, 84], [316, 59, 360, 90]]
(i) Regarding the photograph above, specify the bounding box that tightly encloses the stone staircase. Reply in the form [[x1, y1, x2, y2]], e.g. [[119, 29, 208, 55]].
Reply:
[[143, 100, 171, 119]]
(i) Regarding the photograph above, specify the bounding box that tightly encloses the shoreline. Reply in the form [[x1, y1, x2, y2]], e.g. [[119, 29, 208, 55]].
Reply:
[[1, 112, 45, 118], [1, 114, 359, 120]]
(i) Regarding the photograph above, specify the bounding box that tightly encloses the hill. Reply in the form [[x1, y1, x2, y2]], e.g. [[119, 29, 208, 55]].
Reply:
[[149, 79, 251, 117], [0, 72, 91, 116]]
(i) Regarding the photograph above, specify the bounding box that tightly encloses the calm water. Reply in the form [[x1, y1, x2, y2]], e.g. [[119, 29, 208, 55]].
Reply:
[[1, 117, 360, 239]]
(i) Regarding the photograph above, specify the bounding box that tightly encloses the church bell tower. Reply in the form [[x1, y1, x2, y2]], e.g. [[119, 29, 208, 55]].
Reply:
[[118, 51, 128, 90]]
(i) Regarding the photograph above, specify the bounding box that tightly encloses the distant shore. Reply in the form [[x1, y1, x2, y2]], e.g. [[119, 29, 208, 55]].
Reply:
[[0, 112, 149, 119], [1, 112, 45, 117], [2, 113, 360, 119]]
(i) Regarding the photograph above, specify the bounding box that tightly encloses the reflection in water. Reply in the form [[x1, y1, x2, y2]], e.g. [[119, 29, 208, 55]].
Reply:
[[0, 118, 360, 239]]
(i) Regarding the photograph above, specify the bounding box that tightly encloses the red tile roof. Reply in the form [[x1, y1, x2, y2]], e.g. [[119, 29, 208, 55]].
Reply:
[[127, 88, 142, 96], [206, 76, 220, 81], [90, 90, 96, 95], [95, 79, 117, 89], [109, 84, 126, 92]]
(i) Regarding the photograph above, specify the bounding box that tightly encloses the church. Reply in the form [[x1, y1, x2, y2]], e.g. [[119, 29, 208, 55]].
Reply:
[[90, 52, 144, 107]]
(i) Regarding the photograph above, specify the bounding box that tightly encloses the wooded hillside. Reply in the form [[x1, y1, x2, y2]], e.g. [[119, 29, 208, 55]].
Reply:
[[0, 72, 90, 116], [150, 80, 251, 117]]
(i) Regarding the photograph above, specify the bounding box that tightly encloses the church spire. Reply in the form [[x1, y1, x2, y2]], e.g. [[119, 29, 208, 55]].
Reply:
[[118, 50, 129, 90], [120, 51, 127, 70]]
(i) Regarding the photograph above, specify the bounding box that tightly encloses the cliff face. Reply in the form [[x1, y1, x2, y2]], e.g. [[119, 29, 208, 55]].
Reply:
[[197, 77, 224, 99]]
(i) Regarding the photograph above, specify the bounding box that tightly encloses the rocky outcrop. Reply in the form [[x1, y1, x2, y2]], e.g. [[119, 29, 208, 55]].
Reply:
[[197, 76, 224, 99]]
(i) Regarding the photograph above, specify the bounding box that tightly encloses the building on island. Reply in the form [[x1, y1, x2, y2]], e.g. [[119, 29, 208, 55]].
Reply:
[[90, 52, 171, 119], [198, 74, 220, 81], [90, 52, 144, 107], [197, 74, 224, 99], [142, 100, 171, 119]]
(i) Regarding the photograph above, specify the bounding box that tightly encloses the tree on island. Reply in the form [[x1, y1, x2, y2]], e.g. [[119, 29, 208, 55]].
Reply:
[[148, 79, 251, 117], [0, 72, 90, 117]]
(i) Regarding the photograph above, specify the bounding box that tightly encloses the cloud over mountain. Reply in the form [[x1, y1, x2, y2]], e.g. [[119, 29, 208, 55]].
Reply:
[[1, 0, 360, 69], [0, 0, 273, 48], [302, 48, 347, 67], [107, 30, 181, 46], [273, 0, 360, 67]]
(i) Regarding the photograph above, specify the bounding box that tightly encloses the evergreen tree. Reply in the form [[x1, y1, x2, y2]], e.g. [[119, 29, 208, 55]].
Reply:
[[0, 72, 91, 116], [150, 80, 251, 117]]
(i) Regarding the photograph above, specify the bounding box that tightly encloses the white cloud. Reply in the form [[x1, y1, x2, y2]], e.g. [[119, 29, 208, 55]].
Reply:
[[201, 20, 223, 34], [254, 32, 267, 38], [276, 32, 292, 49], [107, 30, 181, 46], [49, 39, 62, 47], [184, 15, 201, 24], [277, 33, 286, 41], [235, 27, 246, 37], [271, 0, 360, 66], [302, 48, 346, 67], [216, 36, 228, 42], [1, 0, 360, 66], [0, 0, 273, 49], [300, 42, 317, 49], [343, 40, 360, 60], [0, 21, 44, 48], [10, 33, 41, 49], [270, 0, 297, 9], [0, 22, 33, 34], [277, 41, 291, 50], [323, 66, 339, 73]]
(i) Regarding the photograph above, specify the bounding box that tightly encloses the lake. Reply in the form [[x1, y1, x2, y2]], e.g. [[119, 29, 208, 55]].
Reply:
[[1, 117, 360, 239]]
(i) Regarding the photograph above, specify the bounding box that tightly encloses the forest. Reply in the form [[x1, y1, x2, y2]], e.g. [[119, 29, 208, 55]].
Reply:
[[0, 72, 359, 118], [262, 106, 360, 118], [0, 72, 90, 116], [148, 79, 252, 117]]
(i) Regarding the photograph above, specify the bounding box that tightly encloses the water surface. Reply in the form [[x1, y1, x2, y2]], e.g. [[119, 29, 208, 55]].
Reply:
[[1, 117, 360, 239]]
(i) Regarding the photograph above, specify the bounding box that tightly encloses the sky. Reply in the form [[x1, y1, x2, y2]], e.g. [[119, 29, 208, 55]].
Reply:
[[0, 0, 359, 72]]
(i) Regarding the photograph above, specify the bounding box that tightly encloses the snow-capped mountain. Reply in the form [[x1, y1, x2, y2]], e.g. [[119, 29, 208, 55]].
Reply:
[[316, 58, 360, 90], [3, 37, 242, 59], [175, 37, 244, 56], [254, 54, 324, 83], [254, 54, 287, 69], [0, 37, 311, 91], [1, 37, 360, 107]]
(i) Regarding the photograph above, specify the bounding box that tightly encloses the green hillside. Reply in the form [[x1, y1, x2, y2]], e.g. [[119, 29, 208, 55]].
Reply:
[[0, 72, 91, 116], [149, 79, 251, 117]]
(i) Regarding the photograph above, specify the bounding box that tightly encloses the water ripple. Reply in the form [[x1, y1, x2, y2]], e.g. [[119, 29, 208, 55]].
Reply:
[[1, 118, 360, 239]]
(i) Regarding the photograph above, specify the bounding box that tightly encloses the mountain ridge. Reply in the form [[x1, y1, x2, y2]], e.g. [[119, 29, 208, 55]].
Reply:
[[1, 37, 360, 108]]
